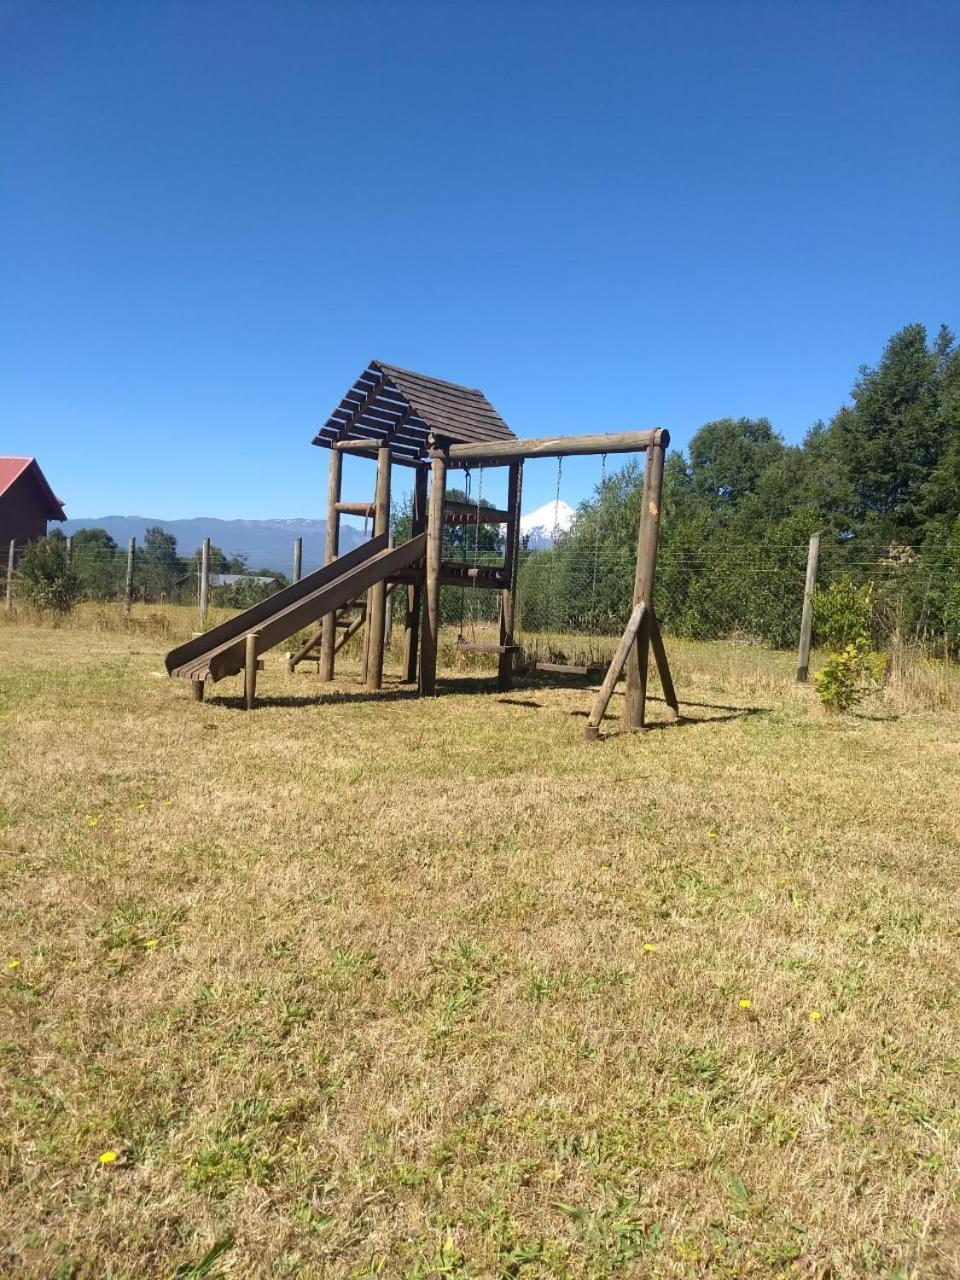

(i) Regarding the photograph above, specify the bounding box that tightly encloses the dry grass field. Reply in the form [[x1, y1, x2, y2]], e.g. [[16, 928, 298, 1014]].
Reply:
[[2, 607, 960, 1278]]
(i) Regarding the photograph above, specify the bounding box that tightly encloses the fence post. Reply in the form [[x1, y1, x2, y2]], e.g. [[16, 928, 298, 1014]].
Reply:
[[293, 537, 302, 584], [65, 535, 73, 568], [199, 537, 210, 630], [124, 537, 135, 618], [5, 540, 14, 610], [796, 531, 821, 682]]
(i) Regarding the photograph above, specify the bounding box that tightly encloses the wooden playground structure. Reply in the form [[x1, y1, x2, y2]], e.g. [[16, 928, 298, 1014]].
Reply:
[[166, 361, 679, 736]]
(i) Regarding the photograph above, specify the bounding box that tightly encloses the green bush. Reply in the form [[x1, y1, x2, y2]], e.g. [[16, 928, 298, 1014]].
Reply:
[[815, 643, 886, 712], [15, 538, 80, 612], [814, 578, 876, 651]]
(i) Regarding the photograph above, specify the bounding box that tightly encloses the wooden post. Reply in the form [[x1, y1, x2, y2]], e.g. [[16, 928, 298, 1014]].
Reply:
[[623, 436, 666, 730], [244, 631, 258, 709], [199, 537, 210, 630], [797, 531, 821, 682], [293, 537, 302, 584], [403, 466, 428, 682], [5, 540, 14, 610], [497, 460, 523, 691], [319, 450, 343, 681], [584, 603, 647, 739], [649, 616, 680, 719], [124, 536, 135, 619], [65, 536, 73, 568], [191, 678, 205, 702], [365, 446, 392, 690], [420, 453, 447, 696]]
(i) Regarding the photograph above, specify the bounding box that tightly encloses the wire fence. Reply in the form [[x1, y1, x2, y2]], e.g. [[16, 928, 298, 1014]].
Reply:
[[5, 527, 960, 661]]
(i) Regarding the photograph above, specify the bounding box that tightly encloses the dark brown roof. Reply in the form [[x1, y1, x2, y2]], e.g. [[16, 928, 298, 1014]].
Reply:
[[0, 457, 66, 519], [312, 360, 516, 461]]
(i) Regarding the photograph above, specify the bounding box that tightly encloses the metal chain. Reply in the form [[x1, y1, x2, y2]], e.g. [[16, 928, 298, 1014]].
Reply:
[[590, 453, 607, 632]]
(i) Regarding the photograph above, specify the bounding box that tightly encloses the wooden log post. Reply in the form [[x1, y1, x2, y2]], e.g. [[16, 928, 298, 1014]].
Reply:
[[420, 453, 447, 696], [5, 540, 14, 610], [318, 450, 343, 681], [199, 537, 210, 630], [191, 678, 205, 702], [293, 537, 303, 584], [403, 466, 428, 683], [65, 536, 73, 568], [796, 531, 821, 682], [623, 433, 666, 730], [244, 631, 259, 709], [497, 460, 523, 692], [124, 536, 136, 619], [584, 602, 647, 740], [650, 616, 680, 719], [365, 446, 392, 691]]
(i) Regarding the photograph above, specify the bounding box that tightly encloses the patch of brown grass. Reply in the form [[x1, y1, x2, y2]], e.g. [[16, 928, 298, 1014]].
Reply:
[[1, 613, 959, 1277]]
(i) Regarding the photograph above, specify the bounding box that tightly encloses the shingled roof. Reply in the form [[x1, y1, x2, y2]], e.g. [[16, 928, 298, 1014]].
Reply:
[[312, 361, 516, 463]]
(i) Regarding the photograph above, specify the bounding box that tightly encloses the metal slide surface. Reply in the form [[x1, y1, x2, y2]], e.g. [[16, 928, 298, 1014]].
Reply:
[[165, 532, 426, 683]]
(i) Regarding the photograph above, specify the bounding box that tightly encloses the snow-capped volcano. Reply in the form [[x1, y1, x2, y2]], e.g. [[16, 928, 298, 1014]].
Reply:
[[519, 499, 576, 549]]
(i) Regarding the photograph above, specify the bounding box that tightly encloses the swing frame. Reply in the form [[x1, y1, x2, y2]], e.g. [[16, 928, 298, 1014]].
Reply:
[[311, 358, 678, 734], [428, 428, 680, 733]]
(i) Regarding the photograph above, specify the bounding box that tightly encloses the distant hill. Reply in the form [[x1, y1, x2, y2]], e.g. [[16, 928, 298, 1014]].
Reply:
[[62, 501, 573, 571], [60, 515, 363, 573]]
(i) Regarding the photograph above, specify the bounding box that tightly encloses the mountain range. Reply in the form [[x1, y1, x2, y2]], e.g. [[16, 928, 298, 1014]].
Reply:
[[60, 501, 578, 572], [60, 515, 362, 574]]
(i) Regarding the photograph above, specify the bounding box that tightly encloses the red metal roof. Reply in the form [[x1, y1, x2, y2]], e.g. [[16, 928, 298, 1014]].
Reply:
[[0, 457, 66, 519]]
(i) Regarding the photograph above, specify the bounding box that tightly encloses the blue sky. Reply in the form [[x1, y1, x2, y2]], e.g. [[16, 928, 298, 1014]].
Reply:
[[2, 0, 958, 520]]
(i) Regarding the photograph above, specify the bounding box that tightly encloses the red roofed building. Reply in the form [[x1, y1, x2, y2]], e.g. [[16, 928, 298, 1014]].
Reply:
[[0, 458, 67, 549]]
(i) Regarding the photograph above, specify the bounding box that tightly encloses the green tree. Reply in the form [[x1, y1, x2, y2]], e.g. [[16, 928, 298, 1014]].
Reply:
[[72, 527, 121, 599], [15, 536, 79, 611], [139, 527, 184, 602]]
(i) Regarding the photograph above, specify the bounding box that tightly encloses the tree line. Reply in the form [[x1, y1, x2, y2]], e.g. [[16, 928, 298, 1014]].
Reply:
[[521, 323, 960, 653], [15, 525, 288, 610]]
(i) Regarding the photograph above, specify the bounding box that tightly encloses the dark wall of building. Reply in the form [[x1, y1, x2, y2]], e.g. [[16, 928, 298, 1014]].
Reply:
[[0, 473, 54, 550]]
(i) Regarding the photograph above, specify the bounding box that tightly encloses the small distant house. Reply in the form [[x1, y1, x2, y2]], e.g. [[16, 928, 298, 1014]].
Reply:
[[0, 457, 66, 549]]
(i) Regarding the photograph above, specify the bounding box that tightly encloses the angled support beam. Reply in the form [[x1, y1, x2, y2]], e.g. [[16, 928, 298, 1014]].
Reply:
[[583, 603, 647, 740]]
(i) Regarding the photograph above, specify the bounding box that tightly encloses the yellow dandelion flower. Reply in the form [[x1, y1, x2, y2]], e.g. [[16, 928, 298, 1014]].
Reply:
[[708, 830, 718, 839], [99, 1150, 119, 1164], [809, 1010, 822, 1021], [143, 939, 159, 949], [136, 803, 146, 810], [783, 825, 794, 834], [599, 863, 610, 872], [643, 943, 657, 954], [7, 959, 20, 970], [738, 998, 752, 1010]]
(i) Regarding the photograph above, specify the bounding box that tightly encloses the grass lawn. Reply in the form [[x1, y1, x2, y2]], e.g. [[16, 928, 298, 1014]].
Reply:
[[2, 611, 960, 1278]]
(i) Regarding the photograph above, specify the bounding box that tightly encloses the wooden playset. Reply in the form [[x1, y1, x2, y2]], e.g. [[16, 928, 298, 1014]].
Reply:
[[165, 361, 679, 736]]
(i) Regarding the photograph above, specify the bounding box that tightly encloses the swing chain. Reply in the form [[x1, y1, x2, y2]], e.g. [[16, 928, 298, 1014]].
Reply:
[[589, 453, 607, 631]]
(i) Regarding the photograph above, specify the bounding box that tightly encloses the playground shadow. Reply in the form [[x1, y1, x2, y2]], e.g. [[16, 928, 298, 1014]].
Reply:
[[567, 699, 771, 735], [206, 684, 422, 711]]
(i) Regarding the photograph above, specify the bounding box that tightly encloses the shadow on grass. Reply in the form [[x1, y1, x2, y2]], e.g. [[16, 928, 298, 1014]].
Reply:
[[569, 700, 771, 737], [206, 683, 421, 711]]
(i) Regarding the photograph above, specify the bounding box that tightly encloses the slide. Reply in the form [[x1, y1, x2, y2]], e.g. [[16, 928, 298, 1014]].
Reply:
[[165, 531, 427, 684]]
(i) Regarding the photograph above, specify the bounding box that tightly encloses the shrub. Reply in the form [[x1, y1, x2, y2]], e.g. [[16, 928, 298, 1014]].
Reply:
[[15, 538, 80, 612], [814, 578, 876, 651], [815, 643, 886, 712]]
